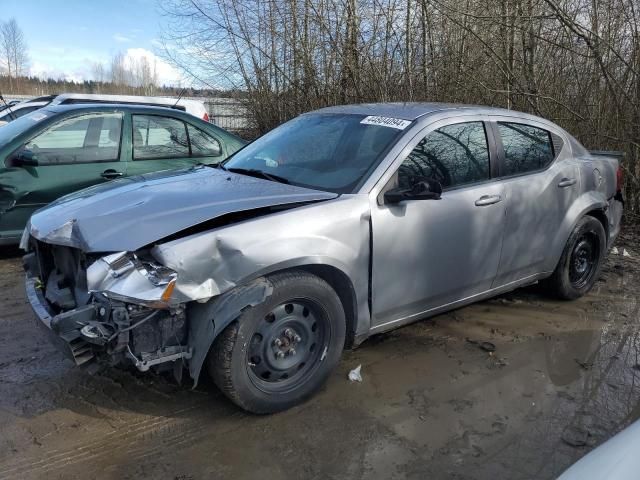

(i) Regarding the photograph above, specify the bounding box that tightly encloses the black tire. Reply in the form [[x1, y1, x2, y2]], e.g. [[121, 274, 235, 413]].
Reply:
[[208, 271, 346, 414], [543, 216, 606, 300]]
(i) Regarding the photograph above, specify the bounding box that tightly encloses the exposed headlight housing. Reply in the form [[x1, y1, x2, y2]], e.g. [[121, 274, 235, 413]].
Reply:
[[87, 251, 177, 308]]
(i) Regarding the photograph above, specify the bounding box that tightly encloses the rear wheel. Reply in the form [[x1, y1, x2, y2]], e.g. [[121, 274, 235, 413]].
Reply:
[[544, 216, 606, 300], [208, 271, 346, 413]]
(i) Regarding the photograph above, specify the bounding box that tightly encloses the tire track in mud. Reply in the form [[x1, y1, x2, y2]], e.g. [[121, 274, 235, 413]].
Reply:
[[0, 401, 248, 477]]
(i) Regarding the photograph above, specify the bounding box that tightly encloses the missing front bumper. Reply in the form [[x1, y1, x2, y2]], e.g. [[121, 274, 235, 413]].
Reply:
[[25, 272, 191, 374], [25, 275, 97, 366]]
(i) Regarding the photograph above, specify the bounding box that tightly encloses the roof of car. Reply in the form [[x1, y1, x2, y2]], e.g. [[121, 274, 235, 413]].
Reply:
[[49, 94, 207, 115], [42, 103, 195, 115], [50, 93, 202, 105], [312, 102, 537, 121]]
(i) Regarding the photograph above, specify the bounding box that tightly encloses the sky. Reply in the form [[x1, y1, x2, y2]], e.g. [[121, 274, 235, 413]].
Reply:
[[1, 0, 185, 85]]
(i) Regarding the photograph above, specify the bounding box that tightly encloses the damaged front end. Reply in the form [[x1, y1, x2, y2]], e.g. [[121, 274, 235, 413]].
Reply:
[[22, 166, 367, 386], [24, 240, 192, 377]]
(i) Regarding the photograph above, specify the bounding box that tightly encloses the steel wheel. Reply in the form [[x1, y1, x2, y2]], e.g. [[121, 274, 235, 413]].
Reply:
[[568, 232, 599, 289], [246, 299, 329, 393], [543, 216, 606, 300], [208, 271, 346, 413]]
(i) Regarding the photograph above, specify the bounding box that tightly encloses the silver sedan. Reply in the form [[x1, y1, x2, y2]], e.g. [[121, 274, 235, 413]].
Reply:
[[24, 103, 624, 413]]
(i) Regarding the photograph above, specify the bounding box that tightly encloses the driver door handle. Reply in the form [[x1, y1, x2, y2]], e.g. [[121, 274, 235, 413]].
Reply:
[[101, 169, 123, 179], [475, 194, 502, 207], [558, 177, 577, 188]]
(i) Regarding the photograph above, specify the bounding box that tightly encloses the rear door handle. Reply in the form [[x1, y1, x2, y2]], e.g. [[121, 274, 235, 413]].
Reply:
[[475, 195, 502, 206], [101, 169, 123, 179], [558, 177, 577, 188]]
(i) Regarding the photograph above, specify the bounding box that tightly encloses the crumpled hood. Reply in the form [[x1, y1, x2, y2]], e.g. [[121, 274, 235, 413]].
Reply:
[[29, 166, 338, 252]]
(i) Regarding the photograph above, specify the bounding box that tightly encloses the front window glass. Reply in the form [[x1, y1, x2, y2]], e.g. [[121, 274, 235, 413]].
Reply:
[[23, 113, 122, 165], [223, 114, 405, 193], [133, 115, 189, 160], [398, 121, 490, 189]]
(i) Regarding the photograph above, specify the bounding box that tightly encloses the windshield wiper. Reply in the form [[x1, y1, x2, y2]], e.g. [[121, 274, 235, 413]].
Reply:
[[226, 167, 290, 184]]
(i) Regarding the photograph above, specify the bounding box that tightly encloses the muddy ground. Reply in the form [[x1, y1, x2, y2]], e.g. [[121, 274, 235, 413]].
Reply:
[[0, 233, 639, 480]]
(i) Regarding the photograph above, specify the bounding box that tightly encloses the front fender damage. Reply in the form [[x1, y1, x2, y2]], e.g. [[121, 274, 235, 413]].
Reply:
[[187, 277, 273, 385], [80, 247, 274, 385], [28, 196, 369, 385]]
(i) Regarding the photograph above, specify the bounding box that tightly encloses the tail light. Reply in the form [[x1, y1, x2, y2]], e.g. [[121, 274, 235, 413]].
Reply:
[[616, 165, 624, 192], [203, 112, 210, 122]]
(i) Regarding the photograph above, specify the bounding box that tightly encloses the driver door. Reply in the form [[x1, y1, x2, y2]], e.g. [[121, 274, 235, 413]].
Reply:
[[370, 118, 506, 329]]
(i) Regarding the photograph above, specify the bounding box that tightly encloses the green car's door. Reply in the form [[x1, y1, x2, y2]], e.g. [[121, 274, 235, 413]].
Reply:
[[125, 113, 225, 177], [0, 112, 126, 241]]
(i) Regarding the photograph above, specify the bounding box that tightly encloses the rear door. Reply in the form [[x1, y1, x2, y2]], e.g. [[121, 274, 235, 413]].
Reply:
[[489, 118, 579, 286], [0, 112, 125, 236], [125, 114, 225, 176]]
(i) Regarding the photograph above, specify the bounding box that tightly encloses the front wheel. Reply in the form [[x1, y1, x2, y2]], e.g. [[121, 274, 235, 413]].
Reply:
[[543, 216, 606, 300], [208, 271, 346, 413]]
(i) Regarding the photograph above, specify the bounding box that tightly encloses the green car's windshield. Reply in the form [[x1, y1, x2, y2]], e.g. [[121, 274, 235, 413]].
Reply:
[[0, 109, 52, 144], [223, 113, 408, 193]]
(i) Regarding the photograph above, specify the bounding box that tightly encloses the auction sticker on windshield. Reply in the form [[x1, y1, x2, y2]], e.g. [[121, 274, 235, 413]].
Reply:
[[360, 116, 412, 130]]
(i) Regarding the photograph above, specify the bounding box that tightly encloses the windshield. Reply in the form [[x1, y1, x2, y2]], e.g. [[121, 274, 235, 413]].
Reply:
[[0, 109, 52, 143], [223, 113, 407, 193]]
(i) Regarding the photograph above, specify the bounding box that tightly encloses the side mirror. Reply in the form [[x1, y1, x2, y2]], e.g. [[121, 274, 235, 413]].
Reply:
[[384, 178, 442, 204], [12, 149, 39, 167]]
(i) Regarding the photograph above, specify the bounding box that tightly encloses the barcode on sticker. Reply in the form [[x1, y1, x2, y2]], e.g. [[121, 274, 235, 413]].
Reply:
[[360, 115, 412, 130]]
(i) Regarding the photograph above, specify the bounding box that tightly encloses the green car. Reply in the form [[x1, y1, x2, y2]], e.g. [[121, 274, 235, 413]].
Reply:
[[0, 104, 246, 245]]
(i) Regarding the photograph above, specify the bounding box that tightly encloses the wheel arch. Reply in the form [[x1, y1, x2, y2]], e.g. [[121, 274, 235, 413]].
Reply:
[[547, 192, 608, 272], [584, 208, 609, 245], [186, 262, 360, 386], [294, 264, 358, 349]]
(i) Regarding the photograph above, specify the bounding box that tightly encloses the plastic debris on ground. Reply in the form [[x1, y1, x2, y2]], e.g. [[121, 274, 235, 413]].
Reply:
[[612, 247, 619, 255], [466, 338, 496, 352], [348, 364, 363, 382], [623, 248, 632, 257]]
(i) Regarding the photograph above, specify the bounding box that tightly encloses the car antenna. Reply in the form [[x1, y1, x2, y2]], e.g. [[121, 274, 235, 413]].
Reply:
[[173, 87, 187, 110], [0, 90, 16, 121]]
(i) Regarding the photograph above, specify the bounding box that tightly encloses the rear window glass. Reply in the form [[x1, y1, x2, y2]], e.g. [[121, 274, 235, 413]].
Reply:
[[498, 122, 554, 176], [133, 115, 189, 160]]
